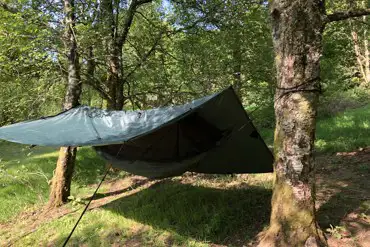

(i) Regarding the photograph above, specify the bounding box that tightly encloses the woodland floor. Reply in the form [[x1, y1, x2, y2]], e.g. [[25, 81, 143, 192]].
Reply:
[[0, 105, 369, 246], [0, 148, 369, 247]]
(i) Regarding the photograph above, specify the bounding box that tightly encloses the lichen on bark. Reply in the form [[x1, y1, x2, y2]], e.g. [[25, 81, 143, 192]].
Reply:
[[258, 0, 327, 246]]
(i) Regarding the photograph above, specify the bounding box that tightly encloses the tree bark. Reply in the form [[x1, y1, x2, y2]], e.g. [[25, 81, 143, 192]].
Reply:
[[48, 0, 82, 208], [360, 1, 369, 86], [364, 17, 370, 85], [258, 1, 327, 246], [107, 43, 123, 109], [101, 0, 121, 110], [232, 30, 243, 98], [349, 0, 369, 87], [101, 0, 152, 110], [350, 26, 368, 85]]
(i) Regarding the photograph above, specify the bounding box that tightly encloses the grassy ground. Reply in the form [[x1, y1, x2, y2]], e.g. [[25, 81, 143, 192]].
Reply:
[[0, 143, 126, 223], [0, 104, 369, 246], [260, 104, 370, 152]]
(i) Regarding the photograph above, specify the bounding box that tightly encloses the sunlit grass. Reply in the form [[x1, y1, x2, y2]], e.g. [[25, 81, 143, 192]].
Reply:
[[0, 142, 108, 222], [316, 104, 370, 152], [260, 104, 370, 153], [15, 209, 211, 247]]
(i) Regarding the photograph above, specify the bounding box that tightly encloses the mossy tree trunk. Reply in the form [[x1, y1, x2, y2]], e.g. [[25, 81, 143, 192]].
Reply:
[[48, 0, 82, 208], [259, 0, 326, 246], [49, 147, 78, 207], [259, 1, 370, 246]]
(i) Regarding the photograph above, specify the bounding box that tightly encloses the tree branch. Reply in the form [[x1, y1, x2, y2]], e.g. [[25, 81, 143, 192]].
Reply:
[[136, 10, 160, 29], [117, 0, 153, 47], [327, 8, 370, 23], [81, 73, 111, 101], [123, 31, 163, 81]]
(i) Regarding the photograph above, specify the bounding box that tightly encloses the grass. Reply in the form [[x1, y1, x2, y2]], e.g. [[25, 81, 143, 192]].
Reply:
[[260, 104, 370, 153], [0, 142, 56, 222], [13, 181, 272, 247], [315, 104, 370, 152], [0, 142, 125, 223], [0, 104, 369, 246]]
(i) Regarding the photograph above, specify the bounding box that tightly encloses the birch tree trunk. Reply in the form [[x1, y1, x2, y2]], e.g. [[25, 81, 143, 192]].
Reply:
[[48, 0, 82, 208], [351, 27, 367, 85], [258, 0, 327, 246]]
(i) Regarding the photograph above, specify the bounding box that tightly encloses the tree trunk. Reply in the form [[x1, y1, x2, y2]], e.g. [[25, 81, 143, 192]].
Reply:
[[100, 0, 124, 110], [350, 23, 368, 85], [107, 43, 123, 110], [362, 15, 369, 85], [101, 0, 152, 110], [48, 0, 82, 208], [85, 46, 95, 105], [48, 147, 77, 207], [232, 37, 243, 98], [258, 1, 327, 246], [231, 24, 243, 98], [348, 0, 369, 87]]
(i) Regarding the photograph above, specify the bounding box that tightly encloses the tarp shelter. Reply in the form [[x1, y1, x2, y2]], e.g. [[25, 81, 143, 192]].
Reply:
[[0, 87, 273, 178]]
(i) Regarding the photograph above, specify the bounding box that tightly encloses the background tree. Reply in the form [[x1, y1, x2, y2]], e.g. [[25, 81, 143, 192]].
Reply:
[[0, 1, 64, 126], [347, 0, 369, 86], [48, 0, 82, 208], [99, 0, 153, 110]]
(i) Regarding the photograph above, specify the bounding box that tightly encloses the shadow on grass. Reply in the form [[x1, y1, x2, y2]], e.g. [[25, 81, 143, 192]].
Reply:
[[316, 151, 370, 237], [87, 178, 151, 200], [97, 180, 272, 245]]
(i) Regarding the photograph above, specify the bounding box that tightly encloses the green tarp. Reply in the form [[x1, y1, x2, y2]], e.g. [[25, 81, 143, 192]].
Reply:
[[0, 87, 273, 178]]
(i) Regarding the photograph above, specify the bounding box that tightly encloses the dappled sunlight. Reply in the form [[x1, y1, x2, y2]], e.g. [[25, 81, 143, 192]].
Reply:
[[333, 115, 355, 128], [260, 104, 370, 152], [1, 150, 369, 246], [315, 150, 370, 246], [315, 139, 328, 150], [26, 151, 59, 160], [362, 121, 369, 129]]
